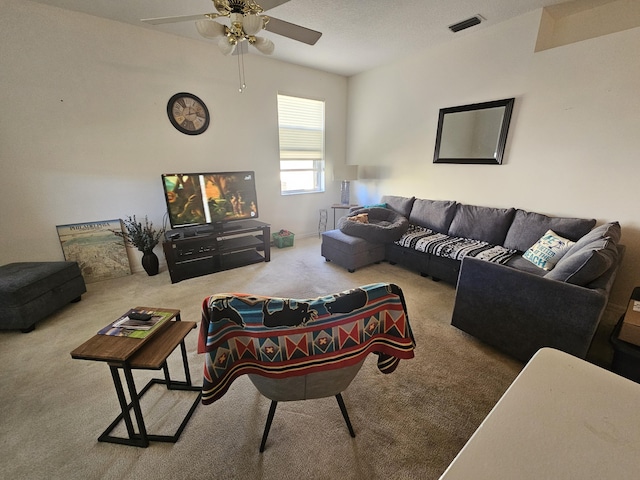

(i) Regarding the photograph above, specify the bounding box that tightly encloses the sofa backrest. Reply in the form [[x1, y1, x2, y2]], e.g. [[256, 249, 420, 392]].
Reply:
[[447, 204, 516, 245], [408, 198, 457, 233], [380, 195, 415, 218], [503, 210, 596, 252]]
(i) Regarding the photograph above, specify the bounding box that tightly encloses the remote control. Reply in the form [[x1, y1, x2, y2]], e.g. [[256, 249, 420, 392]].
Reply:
[[128, 311, 153, 321]]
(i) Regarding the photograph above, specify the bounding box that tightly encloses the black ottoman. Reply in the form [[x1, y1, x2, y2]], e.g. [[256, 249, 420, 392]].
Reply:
[[0, 262, 87, 332], [321, 230, 386, 273]]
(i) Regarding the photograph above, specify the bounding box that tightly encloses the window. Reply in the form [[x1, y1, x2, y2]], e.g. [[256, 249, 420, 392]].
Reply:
[[277, 94, 325, 195]]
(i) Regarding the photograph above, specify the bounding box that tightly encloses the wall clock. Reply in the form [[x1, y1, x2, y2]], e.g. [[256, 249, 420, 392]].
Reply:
[[167, 92, 210, 135]]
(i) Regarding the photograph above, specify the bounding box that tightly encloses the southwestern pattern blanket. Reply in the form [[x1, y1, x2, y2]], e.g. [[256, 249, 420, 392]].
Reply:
[[198, 283, 416, 404]]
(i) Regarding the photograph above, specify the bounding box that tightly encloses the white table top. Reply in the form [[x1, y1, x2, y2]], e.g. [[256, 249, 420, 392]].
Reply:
[[440, 348, 640, 480]]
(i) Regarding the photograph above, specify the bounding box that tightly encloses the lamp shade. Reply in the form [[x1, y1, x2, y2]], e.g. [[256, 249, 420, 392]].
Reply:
[[252, 36, 275, 55], [243, 14, 263, 35], [333, 164, 358, 181], [195, 19, 226, 39]]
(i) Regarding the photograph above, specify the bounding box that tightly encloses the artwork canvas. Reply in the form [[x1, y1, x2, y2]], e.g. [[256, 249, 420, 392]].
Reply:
[[57, 219, 131, 283]]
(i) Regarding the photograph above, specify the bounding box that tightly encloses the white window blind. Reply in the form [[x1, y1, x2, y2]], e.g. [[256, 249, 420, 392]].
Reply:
[[277, 94, 325, 195]]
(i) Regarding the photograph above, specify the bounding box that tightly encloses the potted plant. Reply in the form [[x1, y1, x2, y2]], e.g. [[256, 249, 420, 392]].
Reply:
[[116, 215, 164, 276]]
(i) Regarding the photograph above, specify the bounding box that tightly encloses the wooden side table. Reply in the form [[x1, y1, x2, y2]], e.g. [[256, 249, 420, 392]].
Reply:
[[70, 307, 201, 447], [331, 204, 358, 228]]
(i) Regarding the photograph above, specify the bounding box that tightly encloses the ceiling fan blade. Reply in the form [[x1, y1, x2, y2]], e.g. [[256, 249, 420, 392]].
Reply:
[[265, 17, 322, 45], [141, 13, 220, 25], [259, 0, 292, 11]]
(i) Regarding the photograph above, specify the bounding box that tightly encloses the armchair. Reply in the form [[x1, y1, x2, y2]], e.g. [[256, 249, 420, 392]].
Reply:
[[198, 283, 415, 451]]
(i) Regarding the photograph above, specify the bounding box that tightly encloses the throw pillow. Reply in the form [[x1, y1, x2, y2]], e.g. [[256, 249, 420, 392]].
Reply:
[[408, 198, 457, 233], [503, 209, 596, 252], [364, 203, 387, 209], [380, 195, 415, 217], [563, 221, 621, 257], [522, 230, 575, 271], [545, 238, 617, 286], [447, 204, 516, 245]]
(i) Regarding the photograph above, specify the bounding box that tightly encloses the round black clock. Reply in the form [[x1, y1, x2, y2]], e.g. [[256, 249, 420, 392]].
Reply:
[[167, 92, 210, 135]]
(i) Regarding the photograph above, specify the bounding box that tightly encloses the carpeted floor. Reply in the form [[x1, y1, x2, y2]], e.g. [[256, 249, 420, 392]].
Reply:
[[1, 235, 560, 479]]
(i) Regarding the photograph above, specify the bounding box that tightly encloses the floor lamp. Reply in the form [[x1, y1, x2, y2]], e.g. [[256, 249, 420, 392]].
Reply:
[[335, 165, 358, 205]]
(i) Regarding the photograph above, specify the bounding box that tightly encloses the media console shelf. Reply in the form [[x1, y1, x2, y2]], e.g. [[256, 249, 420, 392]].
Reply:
[[162, 220, 270, 283]]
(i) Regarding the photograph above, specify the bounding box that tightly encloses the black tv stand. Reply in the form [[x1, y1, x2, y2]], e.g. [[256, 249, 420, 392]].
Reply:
[[221, 223, 245, 232], [162, 220, 270, 283]]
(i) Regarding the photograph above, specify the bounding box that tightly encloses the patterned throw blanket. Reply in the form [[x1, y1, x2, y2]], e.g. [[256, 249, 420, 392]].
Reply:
[[395, 225, 516, 264], [198, 283, 416, 404]]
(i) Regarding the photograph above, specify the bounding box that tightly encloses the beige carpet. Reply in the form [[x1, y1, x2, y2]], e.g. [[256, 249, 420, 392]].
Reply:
[[2, 235, 548, 479]]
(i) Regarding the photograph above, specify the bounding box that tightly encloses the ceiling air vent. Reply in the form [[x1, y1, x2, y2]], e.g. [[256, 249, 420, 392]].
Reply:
[[449, 15, 482, 33]]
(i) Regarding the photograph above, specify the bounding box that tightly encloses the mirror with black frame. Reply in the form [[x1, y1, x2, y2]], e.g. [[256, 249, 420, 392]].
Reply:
[[433, 98, 515, 165]]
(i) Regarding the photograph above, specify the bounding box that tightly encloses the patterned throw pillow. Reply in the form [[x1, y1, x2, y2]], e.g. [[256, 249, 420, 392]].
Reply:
[[523, 229, 575, 271]]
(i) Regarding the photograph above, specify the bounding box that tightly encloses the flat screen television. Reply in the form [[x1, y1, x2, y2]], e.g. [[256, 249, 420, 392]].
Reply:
[[161, 171, 259, 229]]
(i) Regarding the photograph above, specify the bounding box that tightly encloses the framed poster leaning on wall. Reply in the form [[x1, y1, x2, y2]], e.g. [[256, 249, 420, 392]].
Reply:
[[56, 219, 131, 283]]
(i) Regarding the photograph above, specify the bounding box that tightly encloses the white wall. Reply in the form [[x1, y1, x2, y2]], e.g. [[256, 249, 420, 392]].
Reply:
[[2, 2, 638, 306], [347, 11, 640, 306], [0, 0, 347, 270]]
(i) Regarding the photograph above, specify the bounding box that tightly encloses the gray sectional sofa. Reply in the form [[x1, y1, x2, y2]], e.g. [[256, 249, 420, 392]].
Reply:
[[321, 195, 624, 362]]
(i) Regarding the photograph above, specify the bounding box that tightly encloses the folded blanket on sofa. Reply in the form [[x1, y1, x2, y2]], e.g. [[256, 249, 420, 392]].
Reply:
[[198, 283, 416, 404], [396, 225, 516, 264]]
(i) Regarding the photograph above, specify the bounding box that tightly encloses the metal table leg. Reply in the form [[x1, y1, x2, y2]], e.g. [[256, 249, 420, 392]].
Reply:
[[98, 364, 149, 447], [97, 340, 201, 447]]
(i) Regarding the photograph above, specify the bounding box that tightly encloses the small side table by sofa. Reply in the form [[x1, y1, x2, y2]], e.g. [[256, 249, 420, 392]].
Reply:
[[70, 307, 201, 447], [331, 204, 358, 228]]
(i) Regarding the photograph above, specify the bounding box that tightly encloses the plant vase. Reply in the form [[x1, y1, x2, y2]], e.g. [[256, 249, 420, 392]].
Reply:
[[141, 250, 159, 276]]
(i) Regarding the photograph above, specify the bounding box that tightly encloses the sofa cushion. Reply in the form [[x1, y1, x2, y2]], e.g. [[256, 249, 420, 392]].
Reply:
[[522, 230, 575, 271], [380, 195, 415, 218], [564, 221, 621, 255], [408, 199, 457, 233], [503, 210, 596, 252], [448, 204, 516, 245], [544, 237, 617, 286], [544, 221, 621, 286], [505, 254, 547, 276]]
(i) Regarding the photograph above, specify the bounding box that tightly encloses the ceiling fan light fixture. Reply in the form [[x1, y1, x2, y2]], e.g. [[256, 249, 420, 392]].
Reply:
[[196, 19, 226, 38], [252, 36, 274, 55], [142, 0, 322, 93], [242, 14, 263, 36], [218, 36, 237, 55]]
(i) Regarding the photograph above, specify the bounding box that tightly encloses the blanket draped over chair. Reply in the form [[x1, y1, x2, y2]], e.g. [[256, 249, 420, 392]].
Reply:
[[198, 283, 416, 404]]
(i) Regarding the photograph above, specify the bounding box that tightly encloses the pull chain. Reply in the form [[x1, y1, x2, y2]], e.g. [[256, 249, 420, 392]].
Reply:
[[237, 46, 246, 93]]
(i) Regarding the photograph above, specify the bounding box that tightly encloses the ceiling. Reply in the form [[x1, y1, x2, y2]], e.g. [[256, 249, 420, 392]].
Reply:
[[30, 0, 568, 76]]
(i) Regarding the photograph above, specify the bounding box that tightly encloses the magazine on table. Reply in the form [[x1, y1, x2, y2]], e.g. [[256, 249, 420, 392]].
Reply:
[[98, 309, 173, 338]]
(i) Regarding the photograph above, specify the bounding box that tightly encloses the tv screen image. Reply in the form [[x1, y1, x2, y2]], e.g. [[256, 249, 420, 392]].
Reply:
[[162, 171, 258, 228]]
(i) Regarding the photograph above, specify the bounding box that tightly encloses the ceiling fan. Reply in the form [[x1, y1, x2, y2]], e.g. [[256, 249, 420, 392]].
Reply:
[[141, 0, 322, 56]]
